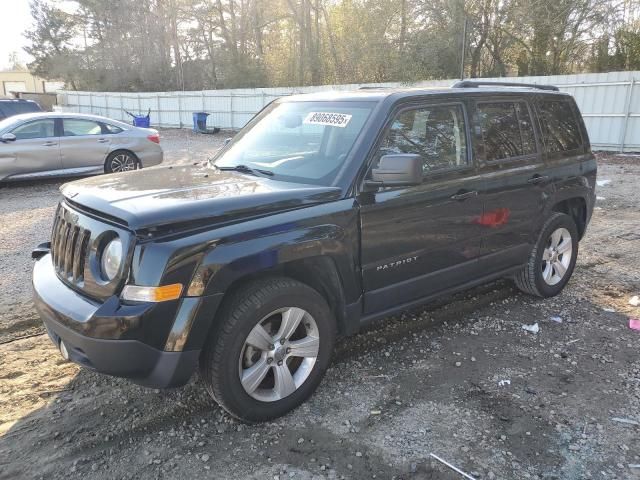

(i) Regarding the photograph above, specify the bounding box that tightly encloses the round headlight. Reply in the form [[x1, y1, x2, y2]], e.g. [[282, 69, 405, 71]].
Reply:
[[101, 238, 123, 281]]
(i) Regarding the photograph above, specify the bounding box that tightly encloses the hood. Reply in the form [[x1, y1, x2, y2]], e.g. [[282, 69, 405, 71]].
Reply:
[[60, 164, 342, 231]]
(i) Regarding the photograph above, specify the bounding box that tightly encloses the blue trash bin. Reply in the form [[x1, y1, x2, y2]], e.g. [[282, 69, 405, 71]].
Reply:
[[125, 109, 151, 128], [133, 115, 150, 128], [193, 112, 210, 132]]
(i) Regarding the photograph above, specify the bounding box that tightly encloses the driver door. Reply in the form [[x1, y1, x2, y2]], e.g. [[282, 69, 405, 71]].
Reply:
[[358, 102, 486, 314]]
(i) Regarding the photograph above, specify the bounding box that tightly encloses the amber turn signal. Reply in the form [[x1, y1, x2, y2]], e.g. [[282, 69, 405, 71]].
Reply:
[[121, 283, 183, 302]]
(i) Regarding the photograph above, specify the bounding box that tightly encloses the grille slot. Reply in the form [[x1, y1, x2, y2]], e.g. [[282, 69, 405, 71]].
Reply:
[[51, 209, 92, 283]]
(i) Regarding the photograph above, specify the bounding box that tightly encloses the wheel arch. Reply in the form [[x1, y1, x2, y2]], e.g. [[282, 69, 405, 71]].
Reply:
[[551, 196, 587, 239], [209, 256, 349, 337]]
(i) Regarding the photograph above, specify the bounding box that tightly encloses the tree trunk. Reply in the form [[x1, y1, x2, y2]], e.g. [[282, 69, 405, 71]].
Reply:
[[399, 0, 407, 52], [322, 3, 341, 83]]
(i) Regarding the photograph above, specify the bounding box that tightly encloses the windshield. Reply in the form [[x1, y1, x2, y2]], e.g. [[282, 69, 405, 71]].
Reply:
[[211, 101, 375, 185]]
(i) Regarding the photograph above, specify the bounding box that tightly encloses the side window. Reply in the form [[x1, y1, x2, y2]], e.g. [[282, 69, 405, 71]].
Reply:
[[537, 100, 582, 153], [11, 119, 56, 140], [63, 119, 103, 136], [380, 104, 468, 174], [477, 102, 538, 161]]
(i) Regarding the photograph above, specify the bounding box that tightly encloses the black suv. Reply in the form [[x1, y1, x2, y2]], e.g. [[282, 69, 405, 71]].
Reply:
[[32, 81, 596, 422], [0, 99, 42, 120]]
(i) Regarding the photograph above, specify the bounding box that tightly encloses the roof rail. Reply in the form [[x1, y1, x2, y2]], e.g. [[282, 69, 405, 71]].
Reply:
[[451, 80, 559, 92]]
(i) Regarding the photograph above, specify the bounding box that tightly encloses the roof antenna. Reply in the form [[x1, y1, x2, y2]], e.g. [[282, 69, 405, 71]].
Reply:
[[460, 17, 468, 80]]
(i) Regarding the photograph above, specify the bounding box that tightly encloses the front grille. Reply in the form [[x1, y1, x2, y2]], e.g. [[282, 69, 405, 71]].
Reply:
[[51, 208, 91, 283]]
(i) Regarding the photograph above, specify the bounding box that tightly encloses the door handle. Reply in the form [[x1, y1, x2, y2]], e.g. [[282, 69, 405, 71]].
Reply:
[[527, 175, 550, 185], [97, 139, 110, 143], [450, 190, 478, 201], [42, 142, 57, 147]]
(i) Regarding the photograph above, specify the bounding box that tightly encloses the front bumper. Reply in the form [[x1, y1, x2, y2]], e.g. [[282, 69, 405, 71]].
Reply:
[[33, 253, 199, 388]]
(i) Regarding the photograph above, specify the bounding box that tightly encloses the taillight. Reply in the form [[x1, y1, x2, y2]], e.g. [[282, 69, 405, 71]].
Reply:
[[147, 133, 160, 144]]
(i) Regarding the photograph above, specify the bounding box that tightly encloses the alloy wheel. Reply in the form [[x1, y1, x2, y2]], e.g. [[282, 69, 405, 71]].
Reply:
[[110, 154, 137, 172], [238, 307, 320, 402], [541, 227, 573, 286]]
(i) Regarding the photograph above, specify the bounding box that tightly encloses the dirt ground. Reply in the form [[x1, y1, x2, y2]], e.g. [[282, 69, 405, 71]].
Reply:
[[0, 131, 638, 480]]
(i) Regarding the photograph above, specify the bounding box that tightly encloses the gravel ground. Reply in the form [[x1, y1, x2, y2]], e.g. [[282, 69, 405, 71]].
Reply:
[[0, 134, 639, 480]]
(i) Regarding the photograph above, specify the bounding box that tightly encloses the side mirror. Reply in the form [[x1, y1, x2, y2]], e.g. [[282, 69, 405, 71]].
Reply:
[[366, 154, 423, 187], [223, 137, 232, 146], [1, 133, 16, 143]]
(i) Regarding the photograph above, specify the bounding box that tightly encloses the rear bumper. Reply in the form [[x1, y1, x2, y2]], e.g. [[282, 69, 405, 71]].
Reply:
[[138, 148, 163, 167], [33, 253, 199, 388]]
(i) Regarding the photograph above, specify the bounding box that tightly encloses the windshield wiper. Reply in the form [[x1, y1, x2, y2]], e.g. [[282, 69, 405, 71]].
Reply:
[[215, 164, 274, 177]]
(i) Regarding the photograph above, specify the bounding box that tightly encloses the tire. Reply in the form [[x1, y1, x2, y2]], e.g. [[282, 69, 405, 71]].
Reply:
[[199, 277, 336, 423], [515, 212, 579, 298], [104, 151, 140, 173]]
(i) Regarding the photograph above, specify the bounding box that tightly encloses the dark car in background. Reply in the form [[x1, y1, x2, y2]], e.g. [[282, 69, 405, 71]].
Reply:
[[32, 81, 596, 423], [0, 99, 42, 120]]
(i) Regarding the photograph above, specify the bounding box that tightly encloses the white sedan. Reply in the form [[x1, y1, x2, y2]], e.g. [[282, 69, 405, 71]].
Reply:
[[0, 112, 163, 182]]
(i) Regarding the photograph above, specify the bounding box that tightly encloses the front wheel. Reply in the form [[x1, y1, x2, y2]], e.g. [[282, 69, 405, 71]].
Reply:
[[515, 212, 579, 298], [199, 277, 335, 422]]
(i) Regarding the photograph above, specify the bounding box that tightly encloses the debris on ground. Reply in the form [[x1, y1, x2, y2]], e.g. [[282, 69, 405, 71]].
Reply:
[[629, 318, 640, 331], [549, 316, 563, 323], [629, 295, 640, 306], [603, 307, 616, 312], [429, 453, 477, 480], [522, 323, 540, 333], [498, 379, 511, 387], [596, 179, 611, 186], [611, 417, 640, 426]]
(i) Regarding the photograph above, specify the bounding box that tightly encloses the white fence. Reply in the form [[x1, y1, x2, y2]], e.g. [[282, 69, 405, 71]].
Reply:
[[57, 71, 640, 152]]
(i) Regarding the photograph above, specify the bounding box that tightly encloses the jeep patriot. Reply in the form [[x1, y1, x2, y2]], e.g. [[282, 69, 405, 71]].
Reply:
[[32, 81, 596, 422]]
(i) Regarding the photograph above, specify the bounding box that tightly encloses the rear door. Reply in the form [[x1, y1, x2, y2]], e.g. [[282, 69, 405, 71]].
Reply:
[[358, 100, 486, 314], [472, 97, 551, 272], [59, 118, 111, 169], [534, 97, 596, 232], [0, 118, 61, 178]]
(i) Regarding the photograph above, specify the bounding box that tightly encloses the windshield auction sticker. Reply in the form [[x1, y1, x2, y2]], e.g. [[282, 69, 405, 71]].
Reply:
[[303, 112, 352, 128]]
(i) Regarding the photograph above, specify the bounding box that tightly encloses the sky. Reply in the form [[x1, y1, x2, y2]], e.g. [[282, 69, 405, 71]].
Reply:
[[0, 0, 34, 70]]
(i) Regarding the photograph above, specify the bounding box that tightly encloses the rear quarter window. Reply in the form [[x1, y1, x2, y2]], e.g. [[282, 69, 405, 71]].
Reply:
[[103, 123, 124, 134], [536, 100, 582, 153]]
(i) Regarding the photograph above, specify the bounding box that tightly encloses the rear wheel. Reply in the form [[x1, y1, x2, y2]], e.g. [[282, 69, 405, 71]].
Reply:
[[105, 151, 139, 173], [199, 277, 335, 422], [515, 212, 579, 298]]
